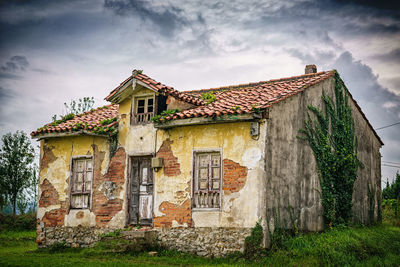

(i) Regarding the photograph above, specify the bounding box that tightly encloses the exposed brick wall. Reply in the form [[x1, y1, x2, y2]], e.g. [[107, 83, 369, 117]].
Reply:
[[223, 159, 248, 193], [156, 138, 181, 177], [154, 199, 192, 228], [41, 201, 67, 227], [40, 142, 56, 170], [92, 145, 125, 227], [39, 179, 60, 208]]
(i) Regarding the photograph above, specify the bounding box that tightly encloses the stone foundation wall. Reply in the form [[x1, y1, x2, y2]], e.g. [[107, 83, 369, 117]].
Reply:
[[38, 226, 252, 257], [39, 226, 108, 248], [156, 227, 252, 257]]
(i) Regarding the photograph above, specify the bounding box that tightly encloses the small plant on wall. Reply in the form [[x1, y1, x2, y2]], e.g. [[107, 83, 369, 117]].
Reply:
[[297, 71, 362, 227]]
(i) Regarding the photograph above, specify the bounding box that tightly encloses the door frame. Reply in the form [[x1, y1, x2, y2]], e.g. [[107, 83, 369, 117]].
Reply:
[[127, 154, 155, 227]]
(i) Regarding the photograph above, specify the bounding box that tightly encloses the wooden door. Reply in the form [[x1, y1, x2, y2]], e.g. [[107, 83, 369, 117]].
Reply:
[[129, 156, 153, 225]]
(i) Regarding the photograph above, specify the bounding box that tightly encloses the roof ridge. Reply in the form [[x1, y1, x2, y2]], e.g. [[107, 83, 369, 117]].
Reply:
[[183, 70, 333, 93]]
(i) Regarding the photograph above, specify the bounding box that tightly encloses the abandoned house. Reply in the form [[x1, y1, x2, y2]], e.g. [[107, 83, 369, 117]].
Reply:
[[31, 65, 382, 256]]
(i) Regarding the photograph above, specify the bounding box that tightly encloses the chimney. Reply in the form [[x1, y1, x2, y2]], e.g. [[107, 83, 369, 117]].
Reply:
[[305, 64, 317, 74]]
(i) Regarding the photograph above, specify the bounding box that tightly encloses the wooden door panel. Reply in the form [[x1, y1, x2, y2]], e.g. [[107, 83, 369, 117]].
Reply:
[[129, 156, 153, 226]]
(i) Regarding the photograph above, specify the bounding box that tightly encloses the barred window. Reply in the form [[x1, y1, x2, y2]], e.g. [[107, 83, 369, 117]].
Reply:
[[70, 157, 93, 209], [193, 152, 221, 209]]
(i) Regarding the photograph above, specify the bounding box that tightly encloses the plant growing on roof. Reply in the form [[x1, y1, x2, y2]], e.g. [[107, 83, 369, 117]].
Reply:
[[251, 104, 262, 113], [297, 71, 362, 226], [50, 113, 75, 127], [232, 105, 241, 111], [63, 97, 95, 116], [201, 92, 216, 105], [151, 109, 180, 123]]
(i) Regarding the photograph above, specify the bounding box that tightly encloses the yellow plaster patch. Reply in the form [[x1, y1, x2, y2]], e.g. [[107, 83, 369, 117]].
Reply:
[[155, 121, 267, 227], [39, 135, 109, 226]]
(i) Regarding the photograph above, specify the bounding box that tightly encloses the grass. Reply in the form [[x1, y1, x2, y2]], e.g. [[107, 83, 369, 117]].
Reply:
[[0, 224, 399, 266]]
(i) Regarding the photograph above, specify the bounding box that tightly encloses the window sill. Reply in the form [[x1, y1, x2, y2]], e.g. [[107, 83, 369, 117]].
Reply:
[[69, 207, 91, 210], [192, 208, 221, 212]]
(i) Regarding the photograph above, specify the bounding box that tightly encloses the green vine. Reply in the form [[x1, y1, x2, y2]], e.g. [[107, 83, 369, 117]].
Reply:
[[151, 109, 180, 123], [201, 92, 216, 104], [109, 132, 118, 159], [368, 183, 376, 225], [297, 71, 362, 226]]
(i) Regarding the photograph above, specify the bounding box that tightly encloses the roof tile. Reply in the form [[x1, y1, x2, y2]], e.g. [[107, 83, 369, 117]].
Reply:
[[31, 104, 118, 137]]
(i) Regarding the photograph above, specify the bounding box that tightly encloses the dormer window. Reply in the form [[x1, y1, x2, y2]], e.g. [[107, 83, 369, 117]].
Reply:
[[133, 96, 154, 124]]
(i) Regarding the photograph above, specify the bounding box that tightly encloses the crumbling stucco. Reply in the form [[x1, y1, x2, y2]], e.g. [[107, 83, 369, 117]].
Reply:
[[153, 199, 192, 227], [156, 138, 181, 176], [155, 122, 267, 228]]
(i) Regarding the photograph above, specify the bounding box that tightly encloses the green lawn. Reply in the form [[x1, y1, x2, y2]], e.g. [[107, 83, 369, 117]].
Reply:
[[0, 225, 400, 266]]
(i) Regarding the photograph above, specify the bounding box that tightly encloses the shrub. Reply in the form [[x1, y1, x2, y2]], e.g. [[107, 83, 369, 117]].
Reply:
[[0, 213, 36, 231], [244, 221, 264, 259], [382, 199, 400, 226]]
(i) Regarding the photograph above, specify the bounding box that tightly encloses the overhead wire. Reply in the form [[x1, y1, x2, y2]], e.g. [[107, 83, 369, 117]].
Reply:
[[375, 121, 400, 130]]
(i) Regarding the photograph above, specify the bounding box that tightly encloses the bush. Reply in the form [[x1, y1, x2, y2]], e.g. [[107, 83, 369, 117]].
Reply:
[[382, 199, 400, 226], [244, 221, 264, 259], [0, 213, 36, 231]]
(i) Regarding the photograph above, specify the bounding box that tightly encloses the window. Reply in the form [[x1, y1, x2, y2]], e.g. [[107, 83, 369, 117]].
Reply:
[[193, 152, 221, 209], [133, 96, 154, 124], [70, 157, 93, 209]]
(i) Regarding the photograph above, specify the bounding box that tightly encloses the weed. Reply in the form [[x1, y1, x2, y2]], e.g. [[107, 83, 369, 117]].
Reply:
[[201, 92, 216, 104], [231, 105, 241, 111], [244, 220, 264, 259], [151, 109, 180, 123]]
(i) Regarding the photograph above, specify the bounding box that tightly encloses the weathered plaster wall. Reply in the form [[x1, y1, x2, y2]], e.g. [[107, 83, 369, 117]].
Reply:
[[36, 135, 127, 246], [117, 86, 157, 156], [348, 91, 382, 225], [154, 121, 267, 229], [265, 77, 382, 239]]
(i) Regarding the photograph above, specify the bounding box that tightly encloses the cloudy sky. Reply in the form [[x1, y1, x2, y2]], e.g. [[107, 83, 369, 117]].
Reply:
[[0, 0, 399, 183]]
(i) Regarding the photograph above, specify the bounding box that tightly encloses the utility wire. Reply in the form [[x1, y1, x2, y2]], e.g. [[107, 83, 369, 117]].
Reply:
[[375, 121, 400, 130], [382, 164, 400, 168], [382, 161, 400, 165]]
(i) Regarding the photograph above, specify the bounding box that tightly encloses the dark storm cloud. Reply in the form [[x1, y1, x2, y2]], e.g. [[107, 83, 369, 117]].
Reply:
[[334, 0, 400, 12], [0, 0, 108, 51], [104, 0, 188, 37], [0, 55, 29, 80], [250, 0, 400, 38], [0, 86, 11, 100], [332, 52, 400, 139], [286, 49, 337, 67], [372, 48, 400, 63]]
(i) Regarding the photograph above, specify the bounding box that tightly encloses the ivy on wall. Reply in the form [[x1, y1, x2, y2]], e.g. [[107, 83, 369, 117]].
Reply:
[[298, 71, 362, 226]]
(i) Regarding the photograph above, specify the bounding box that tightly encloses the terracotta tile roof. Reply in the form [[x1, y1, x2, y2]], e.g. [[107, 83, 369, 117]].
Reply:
[[31, 104, 118, 137], [161, 71, 335, 121], [105, 70, 204, 106], [105, 70, 173, 101]]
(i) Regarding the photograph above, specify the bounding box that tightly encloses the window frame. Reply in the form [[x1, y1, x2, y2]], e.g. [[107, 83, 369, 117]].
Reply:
[[132, 95, 155, 124], [192, 149, 223, 211], [69, 156, 94, 210]]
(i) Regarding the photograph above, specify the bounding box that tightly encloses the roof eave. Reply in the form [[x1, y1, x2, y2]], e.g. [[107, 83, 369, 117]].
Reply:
[[154, 112, 267, 129], [105, 78, 134, 103], [32, 130, 110, 141]]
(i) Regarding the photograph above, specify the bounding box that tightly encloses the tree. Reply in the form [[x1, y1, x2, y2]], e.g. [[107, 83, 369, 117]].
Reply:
[[28, 164, 39, 213], [17, 192, 28, 215], [383, 172, 400, 200], [64, 97, 95, 115], [0, 131, 35, 216]]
